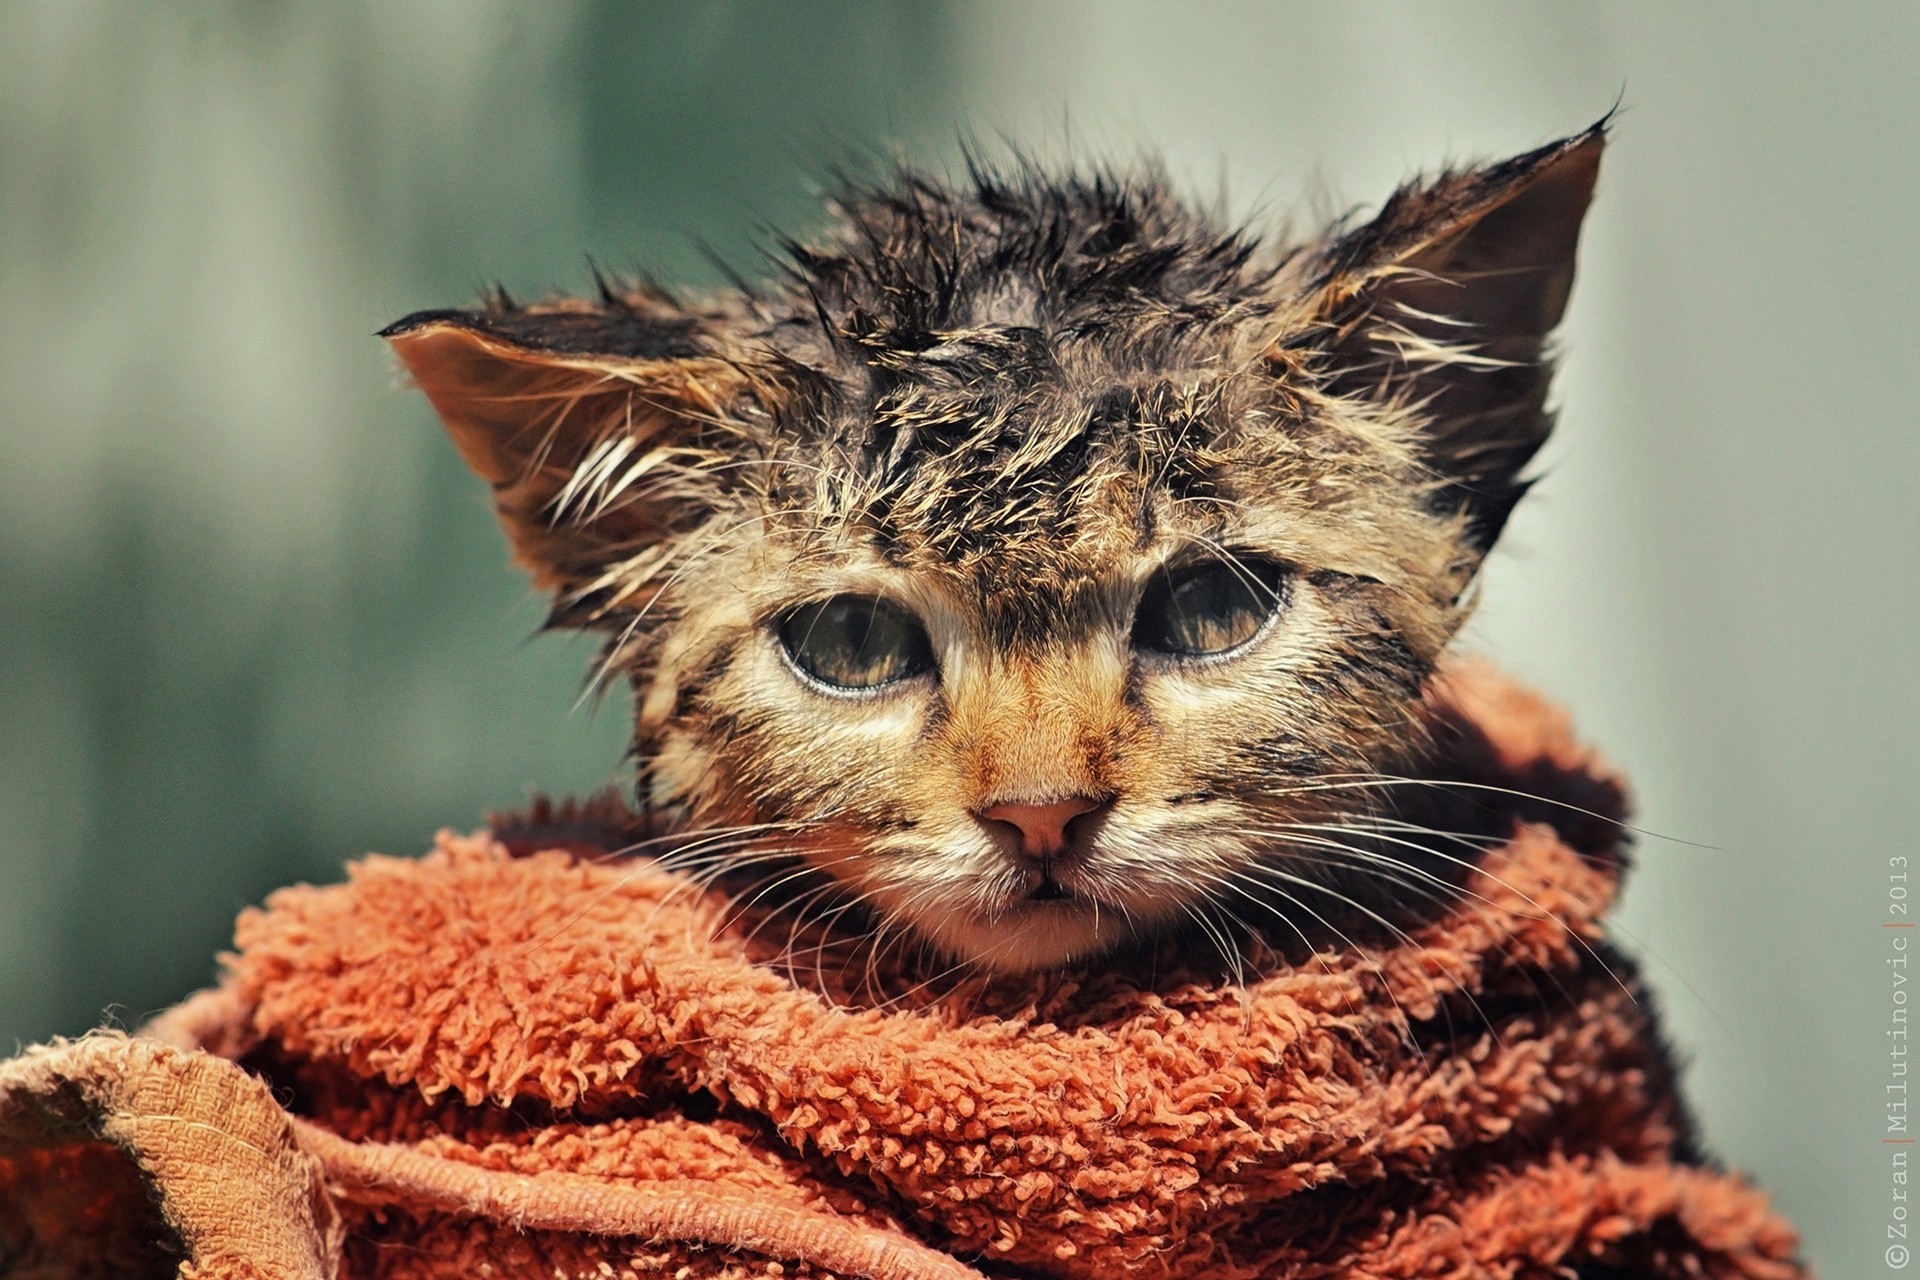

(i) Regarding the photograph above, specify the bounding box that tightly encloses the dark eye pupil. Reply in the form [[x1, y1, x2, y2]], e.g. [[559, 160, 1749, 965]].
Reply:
[[1134, 559, 1285, 657], [779, 596, 933, 691]]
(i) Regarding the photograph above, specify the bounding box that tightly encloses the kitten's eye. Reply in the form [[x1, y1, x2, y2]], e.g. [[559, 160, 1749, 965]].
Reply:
[[777, 596, 935, 692], [1133, 557, 1287, 659]]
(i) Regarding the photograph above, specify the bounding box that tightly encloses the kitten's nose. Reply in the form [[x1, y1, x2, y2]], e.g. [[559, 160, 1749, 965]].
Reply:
[[977, 795, 1107, 859]]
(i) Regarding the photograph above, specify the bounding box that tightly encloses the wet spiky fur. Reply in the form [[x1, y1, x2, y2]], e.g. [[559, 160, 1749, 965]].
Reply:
[[386, 124, 1605, 972]]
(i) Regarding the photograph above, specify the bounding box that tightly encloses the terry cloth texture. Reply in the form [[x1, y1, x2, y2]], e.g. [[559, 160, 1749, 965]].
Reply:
[[0, 666, 1806, 1280]]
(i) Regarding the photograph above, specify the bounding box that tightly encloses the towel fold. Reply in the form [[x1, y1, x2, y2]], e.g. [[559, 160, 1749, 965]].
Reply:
[[0, 666, 1807, 1279]]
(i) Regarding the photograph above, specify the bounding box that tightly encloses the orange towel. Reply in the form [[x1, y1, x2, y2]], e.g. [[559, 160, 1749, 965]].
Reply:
[[0, 666, 1806, 1279]]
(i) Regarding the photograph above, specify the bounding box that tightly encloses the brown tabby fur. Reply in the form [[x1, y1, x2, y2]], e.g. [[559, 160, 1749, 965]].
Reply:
[[385, 123, 1605, 972]]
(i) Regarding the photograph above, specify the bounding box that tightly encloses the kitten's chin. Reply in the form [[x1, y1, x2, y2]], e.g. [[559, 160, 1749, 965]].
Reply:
[[907, 897, 1137, 974]]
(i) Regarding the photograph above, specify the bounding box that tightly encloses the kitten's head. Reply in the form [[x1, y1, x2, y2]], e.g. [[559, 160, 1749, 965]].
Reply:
[[388, 126, 1602, 972]]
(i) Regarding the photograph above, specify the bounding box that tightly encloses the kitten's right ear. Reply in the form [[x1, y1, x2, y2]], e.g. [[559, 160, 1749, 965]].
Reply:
[[383, 306, 758, 607]]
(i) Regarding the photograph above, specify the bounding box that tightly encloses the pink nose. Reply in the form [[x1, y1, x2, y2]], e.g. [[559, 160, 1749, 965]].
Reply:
[[978, 795, 1107, 859]]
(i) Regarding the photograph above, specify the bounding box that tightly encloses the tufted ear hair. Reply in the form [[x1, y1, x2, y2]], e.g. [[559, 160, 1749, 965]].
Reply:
[[1311, 123, 1604, 553], [384, 303, 761, 618]]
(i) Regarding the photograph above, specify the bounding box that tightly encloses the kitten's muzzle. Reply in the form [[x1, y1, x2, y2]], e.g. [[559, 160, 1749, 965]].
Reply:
[[976, 795, 1112, 861]]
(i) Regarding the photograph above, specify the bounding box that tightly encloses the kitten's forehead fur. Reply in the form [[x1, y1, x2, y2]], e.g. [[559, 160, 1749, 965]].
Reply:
[[753, 163, 1448, 624], [387, 124, 1604, 971]]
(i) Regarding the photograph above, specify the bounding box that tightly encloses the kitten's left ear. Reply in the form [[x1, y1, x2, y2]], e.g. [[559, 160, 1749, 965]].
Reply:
[[1310, 123, 1604, 552]]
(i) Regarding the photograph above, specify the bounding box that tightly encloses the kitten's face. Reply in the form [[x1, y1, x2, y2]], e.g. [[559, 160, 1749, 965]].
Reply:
[[389, 127, 1603, 971], [634, 366, 1461, 972]]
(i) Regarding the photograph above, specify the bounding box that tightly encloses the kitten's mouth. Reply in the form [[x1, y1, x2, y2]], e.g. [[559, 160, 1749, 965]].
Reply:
[[1024, 875, 1073, 903]]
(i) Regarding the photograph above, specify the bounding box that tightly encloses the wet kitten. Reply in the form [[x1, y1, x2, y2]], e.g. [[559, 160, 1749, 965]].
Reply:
[[387, 124, 1602, 973]]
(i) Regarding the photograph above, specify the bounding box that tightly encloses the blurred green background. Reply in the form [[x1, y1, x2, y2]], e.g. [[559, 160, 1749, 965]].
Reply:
[[4, 4, 1915, 1272]]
